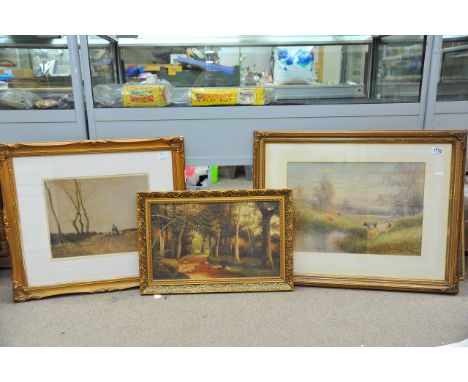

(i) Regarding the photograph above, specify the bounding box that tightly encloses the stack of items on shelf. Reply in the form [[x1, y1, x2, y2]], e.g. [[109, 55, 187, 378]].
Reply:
[[0, 130, 465, 302], [94, 82, 275, 108]]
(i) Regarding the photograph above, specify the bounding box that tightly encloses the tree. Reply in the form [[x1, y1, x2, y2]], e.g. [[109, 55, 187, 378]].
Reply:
[[241, 203, 262, 257], [233, 203, 243, 263], [295, 185, 304, 203], [386, 164, 424, 216], [60, 179, 90, 234], [176, 205, 188, 259], [44, 183, 65, 243], [257, 202, 278, 270], [314, 175, 335, 211], [151, 204, 174, 258]]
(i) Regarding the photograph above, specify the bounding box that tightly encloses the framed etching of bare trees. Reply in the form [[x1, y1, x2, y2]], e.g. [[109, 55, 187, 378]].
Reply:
[[0, 137, 185, 301], [137, 189, 294, 294], [253, 130, 466, 293]]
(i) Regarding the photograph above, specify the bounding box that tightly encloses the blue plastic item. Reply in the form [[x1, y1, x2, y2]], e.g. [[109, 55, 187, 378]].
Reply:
[[0, 73, 15, 81], [176, 57, 235, 75], [125, 65, 144, 77]]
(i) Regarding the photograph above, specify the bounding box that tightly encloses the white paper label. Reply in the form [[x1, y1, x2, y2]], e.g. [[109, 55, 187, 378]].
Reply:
[[237, 90, 256, 105], [432, 147, 443, 155]]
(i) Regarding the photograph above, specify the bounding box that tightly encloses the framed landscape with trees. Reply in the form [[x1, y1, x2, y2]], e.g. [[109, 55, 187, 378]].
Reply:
[[0, 137, 185, 301], [253, 130, 466, 293], [137, 189, 294, 294]]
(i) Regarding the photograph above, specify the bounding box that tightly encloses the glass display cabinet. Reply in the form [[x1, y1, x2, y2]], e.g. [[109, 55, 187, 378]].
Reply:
[[86, 35, 427, 108], [1, 35, 466, 165], [432, 35, 468, 131], [80, 35, 433, 165], [437, 35, 468, 102], [0, 36, 74, 110], [0, 35, 87, 142]]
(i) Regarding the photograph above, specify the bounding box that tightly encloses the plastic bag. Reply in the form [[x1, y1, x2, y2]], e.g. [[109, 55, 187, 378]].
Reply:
[[187, 87, 274, 106], [273, 46, 317, 85], [94, 79, 173, 108], [93, 84, 123, 107], [0, 90, 36, 109]]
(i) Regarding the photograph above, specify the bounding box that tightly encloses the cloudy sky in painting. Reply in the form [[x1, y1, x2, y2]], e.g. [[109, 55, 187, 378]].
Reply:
[[287, 162, 425, 211], [44, 174, 149, 234]]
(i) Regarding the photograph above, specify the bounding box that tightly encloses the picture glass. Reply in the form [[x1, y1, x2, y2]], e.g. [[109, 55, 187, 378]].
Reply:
[[14, 150, 175, 287], [150, 200, 282, 280], [288, 162, 425, 256], [44, 175, 149, 259], [264, 142, 453, 280]]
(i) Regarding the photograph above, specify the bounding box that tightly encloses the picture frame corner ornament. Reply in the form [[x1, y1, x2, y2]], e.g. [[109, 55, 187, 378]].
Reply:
[[443, 282, 458, 294], [13, 282, 31, 302], [0, 146, 12, 164], [456, 130, 468, 140], [254, 130, 268, 141], [168, 137, 184, 153]]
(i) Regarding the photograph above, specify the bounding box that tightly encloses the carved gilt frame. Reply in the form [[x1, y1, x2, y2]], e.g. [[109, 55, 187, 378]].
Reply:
[[137, 189, 294, 295], [0, 137, 185, 301], [253, 130, 466, 294]]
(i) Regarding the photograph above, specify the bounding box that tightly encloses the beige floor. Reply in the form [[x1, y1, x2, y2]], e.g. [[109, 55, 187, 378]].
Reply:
[[1, 175, 467, 346], [1, 268, 467, 346]]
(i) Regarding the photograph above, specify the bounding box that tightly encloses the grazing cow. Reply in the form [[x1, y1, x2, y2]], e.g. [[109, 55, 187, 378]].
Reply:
[[326, 215, 335, 224], [363, 221, 393, 239], [375, 222, 393, 234], [368, 227, 379, 240]]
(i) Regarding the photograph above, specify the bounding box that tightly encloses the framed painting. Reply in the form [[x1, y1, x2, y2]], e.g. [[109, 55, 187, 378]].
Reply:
[[253, 130, 466, 293], [137, 189, 294, 294], [0, 137, 185, 301]]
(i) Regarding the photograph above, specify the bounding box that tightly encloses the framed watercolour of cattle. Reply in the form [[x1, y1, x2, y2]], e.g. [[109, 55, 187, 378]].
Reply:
[[253, 130, 466, 293]]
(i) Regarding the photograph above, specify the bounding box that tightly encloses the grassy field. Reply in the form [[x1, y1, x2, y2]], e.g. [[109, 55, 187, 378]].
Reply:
[[295, 203, 423, 256]]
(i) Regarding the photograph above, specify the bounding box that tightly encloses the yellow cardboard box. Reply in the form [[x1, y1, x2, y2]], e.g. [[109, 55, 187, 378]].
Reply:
[[122, 85, 168, 107]]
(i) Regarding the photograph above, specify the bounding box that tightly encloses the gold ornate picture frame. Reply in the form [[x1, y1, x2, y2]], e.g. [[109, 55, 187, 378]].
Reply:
[[137, 189, 294, 295], [0, 137, 185, 301], [253, 130, 466, 294], [0, 187, 10, 267]]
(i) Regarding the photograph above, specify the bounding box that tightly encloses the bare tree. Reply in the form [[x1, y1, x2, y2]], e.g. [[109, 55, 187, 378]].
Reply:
[[75, 180, 90, 233], [59, 179, 90, 234], [314, 175, 335, 211], [44, 183, 65, 243]]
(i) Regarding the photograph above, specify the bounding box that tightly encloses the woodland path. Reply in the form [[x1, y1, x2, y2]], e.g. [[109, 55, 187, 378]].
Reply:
[[178, 254, 237, 279]]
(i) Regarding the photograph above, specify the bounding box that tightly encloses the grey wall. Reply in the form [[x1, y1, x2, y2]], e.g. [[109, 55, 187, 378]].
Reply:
[[91, 103, 421, 165], [0, 110, 87, 143]]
